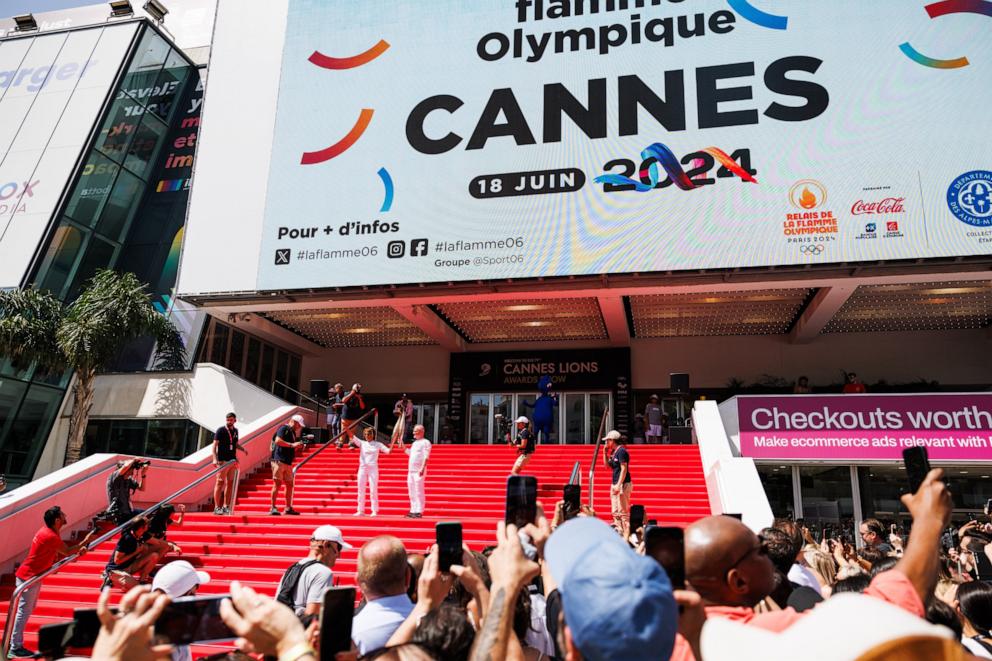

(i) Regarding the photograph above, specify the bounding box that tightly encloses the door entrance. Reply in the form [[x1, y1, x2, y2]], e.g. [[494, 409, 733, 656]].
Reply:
[[467, 392, 612, 444]]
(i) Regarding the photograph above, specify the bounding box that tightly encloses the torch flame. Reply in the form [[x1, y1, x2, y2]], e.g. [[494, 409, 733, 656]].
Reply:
[[799, 186, 818, 209]]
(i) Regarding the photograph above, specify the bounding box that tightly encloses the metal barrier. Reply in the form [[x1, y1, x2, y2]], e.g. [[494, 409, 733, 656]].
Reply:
[[568, 461, 581, 486], [292, 408, 378, 478], [273, 380, 326, 423], [2, 459, 239, 657], [587, 408, 610, 508]]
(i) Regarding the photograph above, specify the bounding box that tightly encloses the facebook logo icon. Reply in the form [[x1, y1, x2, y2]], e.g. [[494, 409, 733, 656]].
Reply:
[[410, 238, 429, 257]]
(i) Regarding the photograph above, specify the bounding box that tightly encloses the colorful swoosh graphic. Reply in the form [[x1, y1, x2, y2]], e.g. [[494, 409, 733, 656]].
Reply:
[[901, 0, 992, 68], [301, 108, 374, 165], [594, 143, 757, 192], [926, 0, 992, 18], [899, 42, 969, 68], [377, 167, 394, 212], [309, 40, 390, 69], [727, 0, 788, 29]]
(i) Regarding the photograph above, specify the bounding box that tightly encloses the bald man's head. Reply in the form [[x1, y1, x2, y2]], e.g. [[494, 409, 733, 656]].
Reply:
[[685, 516, 776, 607], [357, 535, 409, 600]]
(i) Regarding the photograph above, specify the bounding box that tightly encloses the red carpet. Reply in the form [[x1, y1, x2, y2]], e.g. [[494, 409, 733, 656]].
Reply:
[[0, 443, 709, 654]]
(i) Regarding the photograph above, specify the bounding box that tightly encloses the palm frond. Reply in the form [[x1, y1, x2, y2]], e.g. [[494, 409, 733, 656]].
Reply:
[[0, 287, 65, 369]]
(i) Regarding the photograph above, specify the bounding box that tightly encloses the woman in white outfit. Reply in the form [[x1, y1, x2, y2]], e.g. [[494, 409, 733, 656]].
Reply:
[[353, 426, 394, 516]]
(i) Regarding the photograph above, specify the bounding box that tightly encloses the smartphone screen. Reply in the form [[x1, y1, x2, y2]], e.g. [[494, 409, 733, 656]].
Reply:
[[37, 621, 73, 658], [629, 504, 645, 532], [903, 446, 931, 494], [505, 475, 537, 528], [644, 526, 685, 590], [154, 595, 235, 645], [436, 522, 463, 572], [320, 587, 356, 659], [72, 607, 115, 647], [562, 484, 581, 513]]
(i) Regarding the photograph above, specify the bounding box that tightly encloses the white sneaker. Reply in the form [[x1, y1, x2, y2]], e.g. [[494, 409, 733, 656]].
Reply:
[[353, 511, 364, 516], [370, 512, 379, 517]]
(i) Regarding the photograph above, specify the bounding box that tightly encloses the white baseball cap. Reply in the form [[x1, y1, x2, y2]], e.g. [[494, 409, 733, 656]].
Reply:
[[313, 525, 352, 549], [602, 430, 621, 441], [515, 416, 529, 424], [151, 560, 210, 599], [291, 414, 306, 425]]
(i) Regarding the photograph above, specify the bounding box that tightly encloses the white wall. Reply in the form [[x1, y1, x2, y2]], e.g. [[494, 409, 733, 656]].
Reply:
[[302, 345, 452, 394], [176, 0, 288, 295], [35, 363, 297, 478], [630, 328, 991, 389], [298, 328, 991, 396]]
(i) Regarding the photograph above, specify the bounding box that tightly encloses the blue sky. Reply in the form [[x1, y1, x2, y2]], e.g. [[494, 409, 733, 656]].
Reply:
[[5, 0, 100, 16]]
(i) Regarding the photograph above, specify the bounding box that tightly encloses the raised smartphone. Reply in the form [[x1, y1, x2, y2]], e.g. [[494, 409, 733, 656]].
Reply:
[[505, 475, 537, 529], [436, 522, 463, 573], [320, 586, 356, 659]]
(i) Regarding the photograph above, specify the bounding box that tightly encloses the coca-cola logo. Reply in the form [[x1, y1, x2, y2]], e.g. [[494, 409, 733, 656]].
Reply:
[[851, 197, 905, 215]]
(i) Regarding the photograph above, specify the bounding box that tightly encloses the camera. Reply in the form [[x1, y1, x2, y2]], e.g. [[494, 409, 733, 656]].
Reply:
[[134, 459, 151, 469], [494, 414, 510, 441], [353, 383, 362, 392]]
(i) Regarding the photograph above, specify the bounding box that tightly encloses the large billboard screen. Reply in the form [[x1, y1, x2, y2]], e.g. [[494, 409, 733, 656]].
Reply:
[[180, 0, 991, 294], [0, 22, 138, 289]]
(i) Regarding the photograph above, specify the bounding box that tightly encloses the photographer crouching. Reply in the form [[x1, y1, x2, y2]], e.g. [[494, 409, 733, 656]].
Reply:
[[106, 457, 150, 525]]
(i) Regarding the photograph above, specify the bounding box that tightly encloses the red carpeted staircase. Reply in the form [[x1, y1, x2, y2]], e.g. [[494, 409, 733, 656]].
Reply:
[[0, 443, 709, 655]]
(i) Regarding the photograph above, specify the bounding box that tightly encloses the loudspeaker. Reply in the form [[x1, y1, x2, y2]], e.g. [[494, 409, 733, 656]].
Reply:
[[309, 379, 329, 400], [670, 372, 689, 395], [670, 426, 693, 444]]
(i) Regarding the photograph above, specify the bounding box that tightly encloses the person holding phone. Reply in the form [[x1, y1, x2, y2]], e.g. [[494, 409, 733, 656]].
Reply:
[[150, 560, 211, 661], [603, 430, 632, 539], [353, 426, 394, 517], [405, 424, 432, 518], [510, 416, 535, 475]]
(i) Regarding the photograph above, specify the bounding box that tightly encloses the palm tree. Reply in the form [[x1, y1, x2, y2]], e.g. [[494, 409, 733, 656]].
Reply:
[[0, 269, 186, 465]]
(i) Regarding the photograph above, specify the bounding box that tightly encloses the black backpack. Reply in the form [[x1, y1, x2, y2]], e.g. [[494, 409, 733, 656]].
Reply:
[[275, 560, 321, 609]]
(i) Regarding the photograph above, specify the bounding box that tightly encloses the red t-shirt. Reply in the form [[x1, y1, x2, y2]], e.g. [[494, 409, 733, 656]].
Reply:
[[15, 526, 62, 580], [843, 383, 867, 394]]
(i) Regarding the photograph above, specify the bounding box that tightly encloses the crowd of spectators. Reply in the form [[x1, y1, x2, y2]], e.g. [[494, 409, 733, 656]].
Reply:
[[14, 463, 992, 661]]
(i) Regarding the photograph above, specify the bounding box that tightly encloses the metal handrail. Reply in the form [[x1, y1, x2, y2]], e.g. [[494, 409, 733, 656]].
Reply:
[[568, 461, 581, 486], [587, 408, 610, 508], [2, 459, 239, 657], [273, 380, 324, 417], [293, 408, 378, 477]]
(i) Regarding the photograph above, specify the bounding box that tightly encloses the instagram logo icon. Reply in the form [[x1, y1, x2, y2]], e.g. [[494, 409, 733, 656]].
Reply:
[[387, 240, 405, 258]]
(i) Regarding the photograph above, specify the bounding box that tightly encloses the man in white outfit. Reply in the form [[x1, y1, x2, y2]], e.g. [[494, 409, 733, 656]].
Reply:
[[404, 424, 431, 519], [354, 427, 393, 516]]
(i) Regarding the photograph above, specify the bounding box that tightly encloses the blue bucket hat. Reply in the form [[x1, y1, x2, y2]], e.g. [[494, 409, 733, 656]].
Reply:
[[545, 517, 677, 661]]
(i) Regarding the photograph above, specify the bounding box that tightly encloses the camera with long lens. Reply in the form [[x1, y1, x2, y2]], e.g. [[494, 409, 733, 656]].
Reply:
[[134, 459, 151, 469], [494, 414, 511, 443]]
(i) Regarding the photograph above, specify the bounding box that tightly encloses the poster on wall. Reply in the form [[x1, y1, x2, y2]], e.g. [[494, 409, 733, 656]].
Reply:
[[249, 0, 991, 290], [731, 394, 992, 462]]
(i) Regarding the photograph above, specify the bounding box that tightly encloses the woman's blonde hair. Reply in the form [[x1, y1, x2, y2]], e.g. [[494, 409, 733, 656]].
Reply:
[[804, 548, 837, 587]]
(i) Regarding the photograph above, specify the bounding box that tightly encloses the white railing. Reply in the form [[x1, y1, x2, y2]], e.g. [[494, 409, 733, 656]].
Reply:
[[691, 400, 773, 531]]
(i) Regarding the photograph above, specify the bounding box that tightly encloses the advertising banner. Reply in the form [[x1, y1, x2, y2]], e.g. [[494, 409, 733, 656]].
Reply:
[[735, 394, 992, 462], [0, 22, 138, 288], [249, 0, 991, 290]]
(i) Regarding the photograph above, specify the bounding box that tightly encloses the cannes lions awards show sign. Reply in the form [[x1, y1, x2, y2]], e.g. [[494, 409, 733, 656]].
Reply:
[[256, 0, 991, 290]]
